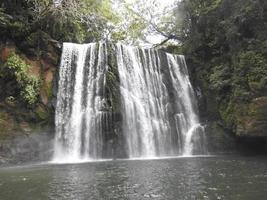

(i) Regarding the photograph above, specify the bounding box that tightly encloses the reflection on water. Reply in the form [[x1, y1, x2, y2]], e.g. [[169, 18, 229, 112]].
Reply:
[[1, 156, 267, 200]]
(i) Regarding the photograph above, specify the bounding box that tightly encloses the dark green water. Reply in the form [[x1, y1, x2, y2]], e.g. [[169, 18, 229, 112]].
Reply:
[[0, 156, 267, 200]]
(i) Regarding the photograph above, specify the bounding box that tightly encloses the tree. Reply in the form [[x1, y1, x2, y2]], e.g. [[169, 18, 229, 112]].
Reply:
[[173, 0, 267, 131], [0, 0, 120, 43], [110, 0, 181, 45]]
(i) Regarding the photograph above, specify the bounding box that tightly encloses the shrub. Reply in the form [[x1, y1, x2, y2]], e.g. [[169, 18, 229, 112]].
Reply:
[[209, 65, 231, 92], [5, 53, 40, 106]]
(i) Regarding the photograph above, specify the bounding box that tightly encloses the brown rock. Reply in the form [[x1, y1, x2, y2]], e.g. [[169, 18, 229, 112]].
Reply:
[[45, 69, 54, 83], [19, 122, 32, 133], [0, 111, 16, 135], [40, 69, 54, 105], [0, 46, 16, 62], [237, 96, 267, 137], [24, 58, 41, 77], [42, 52, 58, 66]]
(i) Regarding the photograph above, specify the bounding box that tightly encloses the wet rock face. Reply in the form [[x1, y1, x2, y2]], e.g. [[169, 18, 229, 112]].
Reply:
[[204, 121, 236, 154], [0, 39, 59, 143], [0, 130, 54, 166], [194, 90, 267, 153], [237, 96, 267, 137], [0, 39, 58, 164], [103, 43, 126, 158], [186, 55, 267, 154]]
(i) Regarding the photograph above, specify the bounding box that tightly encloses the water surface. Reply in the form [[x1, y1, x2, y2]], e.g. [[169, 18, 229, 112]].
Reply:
[[1, 156, 267, 200]]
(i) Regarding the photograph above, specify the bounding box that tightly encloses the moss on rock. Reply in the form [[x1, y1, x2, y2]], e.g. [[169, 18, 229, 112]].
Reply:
[[0, 39, 58, 138], [237, 96, 267, 137]]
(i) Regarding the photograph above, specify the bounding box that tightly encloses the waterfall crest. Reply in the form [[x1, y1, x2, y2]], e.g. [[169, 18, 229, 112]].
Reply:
[[53, 42, 206, 162]]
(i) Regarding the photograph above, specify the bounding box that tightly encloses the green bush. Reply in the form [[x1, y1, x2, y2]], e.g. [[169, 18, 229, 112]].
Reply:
[[20, 84, 38, 105], [238, 51, 267, 91], [209, 65, 231, 91], [5, 53, 40, 106], [5, 53, 28, 82]]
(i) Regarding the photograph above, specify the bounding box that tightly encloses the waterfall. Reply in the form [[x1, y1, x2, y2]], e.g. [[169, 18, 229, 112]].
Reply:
[[53, 43, 109, 162], [116, 44, 206, 158], [53, 42, 206, 162]]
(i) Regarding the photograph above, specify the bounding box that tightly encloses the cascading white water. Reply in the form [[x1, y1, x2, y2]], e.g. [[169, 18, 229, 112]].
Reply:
[[116, 45, 171, 157], [117, 44, 206, 158], [166, 53, 205, 155], [53, 42, 206, 162], [53, 43, 109, 162]]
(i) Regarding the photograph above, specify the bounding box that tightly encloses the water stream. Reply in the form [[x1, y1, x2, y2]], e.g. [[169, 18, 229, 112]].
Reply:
[[53, 42, 206, 162]]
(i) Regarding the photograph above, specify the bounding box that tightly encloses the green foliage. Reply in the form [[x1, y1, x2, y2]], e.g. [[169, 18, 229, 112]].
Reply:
[[0, 0, 121, 44], [5, 53, 28, 81], [4, 53, 40, 106], [219, 99, 236, 128], [8, 21, 30, 38], [0, 7, 11, 27], [238, 51, 267, 91], [107, 0, 150, 44], [111, 30, 127, 42], [127, 18, 147, 41], [20, 83, 39, 105], [209, 65, 231, 92], [173, 0, 267, 132]]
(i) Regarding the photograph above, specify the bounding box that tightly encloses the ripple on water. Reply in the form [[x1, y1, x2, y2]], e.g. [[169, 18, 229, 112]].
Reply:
[[0, 156, 267, 200]]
